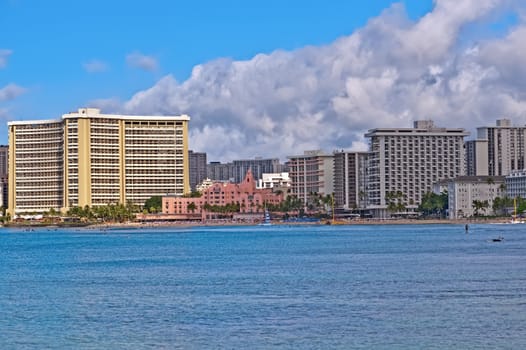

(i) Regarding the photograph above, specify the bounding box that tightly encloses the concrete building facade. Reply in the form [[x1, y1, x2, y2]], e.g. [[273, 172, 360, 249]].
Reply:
[[465, 140, 489, 176], [207, 161, 235, 182], [188, 150, 207, 191], [257, 172, 291, 190], [8, 108, 190, 215], [365, 120, 469, 217], [506, 170, 526, 200], [467, 119, 526, 176], [286, 150, 334, 206], [447, 176, 505, 219], [333, 151, 368, 210]]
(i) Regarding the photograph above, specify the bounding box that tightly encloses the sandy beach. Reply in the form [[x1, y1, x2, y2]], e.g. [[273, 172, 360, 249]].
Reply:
[[82, 216, 513, 230]]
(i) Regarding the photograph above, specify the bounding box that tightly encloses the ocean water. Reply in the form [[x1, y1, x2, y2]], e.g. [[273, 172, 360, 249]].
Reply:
[[1, 223, 525, 349]]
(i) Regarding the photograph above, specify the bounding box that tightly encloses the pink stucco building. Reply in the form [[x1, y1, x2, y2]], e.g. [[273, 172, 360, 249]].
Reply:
[[163, 169, 283, 219]]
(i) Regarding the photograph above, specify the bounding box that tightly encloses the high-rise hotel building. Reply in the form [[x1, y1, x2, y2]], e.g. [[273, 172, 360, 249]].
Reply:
[[8, 108, 190, 216], [365, 120, 468, 217]]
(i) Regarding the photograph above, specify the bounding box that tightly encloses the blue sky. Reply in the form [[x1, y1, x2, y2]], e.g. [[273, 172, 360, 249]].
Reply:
[[1, 0, 525, 160], [1, 1, 431, 117]]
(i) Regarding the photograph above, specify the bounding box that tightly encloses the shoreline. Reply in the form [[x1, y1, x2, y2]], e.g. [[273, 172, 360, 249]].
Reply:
[[86, 217, 511, 229], [3, 217, 514, 230]]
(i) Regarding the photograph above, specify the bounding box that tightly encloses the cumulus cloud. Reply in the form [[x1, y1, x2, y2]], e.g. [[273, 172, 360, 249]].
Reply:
[[126, 52, 159, 71], [83, 59, 108, 73], [0, 49, 12, 69], [0, 83, 26, 102], [96, 0, 526, 161]]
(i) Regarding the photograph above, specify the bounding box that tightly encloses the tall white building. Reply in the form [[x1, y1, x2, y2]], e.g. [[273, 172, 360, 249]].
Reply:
[[8, 108, 190, 216], [365, 120, 469, 217], [467, 119, 526, 176]]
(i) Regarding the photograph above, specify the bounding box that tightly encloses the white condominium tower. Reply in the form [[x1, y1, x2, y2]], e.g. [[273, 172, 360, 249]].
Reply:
[[365, 120, 469, 217], [8, 108, 190, 216]]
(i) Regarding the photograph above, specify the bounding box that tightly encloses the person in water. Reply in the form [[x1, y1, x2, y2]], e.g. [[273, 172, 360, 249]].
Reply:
[[465, 224, 469, 233]]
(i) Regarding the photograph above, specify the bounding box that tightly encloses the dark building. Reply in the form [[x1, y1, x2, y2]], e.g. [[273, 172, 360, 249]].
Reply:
[[188, 150, 207, 191], [207, 161, 235, 182], [232, 158, 283, 183], [0, 145, 7, 208], [207, 157, 286, 183]]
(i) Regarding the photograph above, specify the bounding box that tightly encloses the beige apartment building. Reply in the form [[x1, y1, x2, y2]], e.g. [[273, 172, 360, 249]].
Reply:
[[286, 150, 334, 207], [8, 108, 190, 216]]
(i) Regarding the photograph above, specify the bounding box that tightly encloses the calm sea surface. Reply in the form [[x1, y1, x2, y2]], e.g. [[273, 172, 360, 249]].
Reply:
[[1, 223, 525, 349]]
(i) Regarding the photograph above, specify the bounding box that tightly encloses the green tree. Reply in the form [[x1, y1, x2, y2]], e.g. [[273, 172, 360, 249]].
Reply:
[[418, 191, 448, 218], [144, 196, 162, 213], [492, 196, 513, 216], [386, 191, 406, 214], [183, 191, 202, 198], [472, 200, 489, 216], [187, 202, 197, 213]]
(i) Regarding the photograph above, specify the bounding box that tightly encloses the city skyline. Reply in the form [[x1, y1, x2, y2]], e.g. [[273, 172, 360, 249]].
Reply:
[[1, 0, 525, 162]]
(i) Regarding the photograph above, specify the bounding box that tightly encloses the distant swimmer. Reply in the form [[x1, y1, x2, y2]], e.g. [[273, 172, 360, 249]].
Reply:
[[465, 224, 469, 234]]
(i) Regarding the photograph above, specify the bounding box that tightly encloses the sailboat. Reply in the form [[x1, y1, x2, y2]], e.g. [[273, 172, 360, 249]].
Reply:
[[259, 208, 272, 226]]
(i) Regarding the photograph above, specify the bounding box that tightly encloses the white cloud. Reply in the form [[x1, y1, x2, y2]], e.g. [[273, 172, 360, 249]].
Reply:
[[95, 0, 526, 161], [0, 84, 26, 102], [126, 52, 159, 72], [83, 59, 108, 73], [0, 49, 13, 69]]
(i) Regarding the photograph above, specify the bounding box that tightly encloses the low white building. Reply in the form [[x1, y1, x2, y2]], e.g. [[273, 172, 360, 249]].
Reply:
[[196, 178, 214, 193], [506, 170, 526, 199], [257, 172, 290, 190], [448, 176, 505, 219]]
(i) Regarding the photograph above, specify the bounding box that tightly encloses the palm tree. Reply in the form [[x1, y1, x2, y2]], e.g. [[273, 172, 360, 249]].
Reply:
[[386, 191, 406, 214], [472, 200, 489, 216]]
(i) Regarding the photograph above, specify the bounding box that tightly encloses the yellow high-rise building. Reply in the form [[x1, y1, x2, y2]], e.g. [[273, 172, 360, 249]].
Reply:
[[8, 108, 190, 216]]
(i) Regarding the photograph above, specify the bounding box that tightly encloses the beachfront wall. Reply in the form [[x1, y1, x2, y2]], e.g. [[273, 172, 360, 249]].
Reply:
[[162, 169, 284, 219]]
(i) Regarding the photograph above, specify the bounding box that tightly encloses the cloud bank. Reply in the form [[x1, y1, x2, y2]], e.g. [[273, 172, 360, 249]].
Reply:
[[96, 0, 526, 161]]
